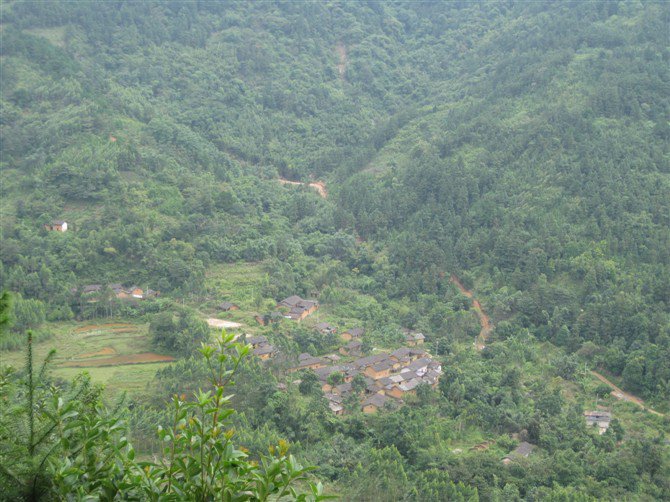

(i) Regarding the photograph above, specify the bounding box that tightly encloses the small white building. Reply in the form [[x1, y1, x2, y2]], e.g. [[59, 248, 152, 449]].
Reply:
[[45, 220, 68, 232]]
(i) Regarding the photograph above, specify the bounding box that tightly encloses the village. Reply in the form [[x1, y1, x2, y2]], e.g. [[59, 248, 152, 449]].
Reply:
[[211, 294, 441, 415]]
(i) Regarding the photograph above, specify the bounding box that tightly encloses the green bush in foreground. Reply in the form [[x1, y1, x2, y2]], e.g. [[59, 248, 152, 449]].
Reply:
[[0, 325, 329, 500]]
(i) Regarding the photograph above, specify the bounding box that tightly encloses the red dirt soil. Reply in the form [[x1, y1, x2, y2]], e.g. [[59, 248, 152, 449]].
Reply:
[[450, 275, 492, 351], [278, 178, 328, 198], [62, 352, 175, 367], [75, 347, 117, 359]]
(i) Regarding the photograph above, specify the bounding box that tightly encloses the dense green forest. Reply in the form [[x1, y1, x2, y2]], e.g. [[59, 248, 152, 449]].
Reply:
[[1, 1, 669, 500]]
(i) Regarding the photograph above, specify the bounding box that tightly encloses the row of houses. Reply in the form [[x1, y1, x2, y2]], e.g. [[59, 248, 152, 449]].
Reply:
[[76, 284, 159, 301], [291, 347, 442, 414]]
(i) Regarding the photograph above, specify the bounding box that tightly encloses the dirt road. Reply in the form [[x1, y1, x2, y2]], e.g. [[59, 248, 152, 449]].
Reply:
[[278, 178, 328, 198], [590, 370, 664, 417], [450, 275, 492, 350]]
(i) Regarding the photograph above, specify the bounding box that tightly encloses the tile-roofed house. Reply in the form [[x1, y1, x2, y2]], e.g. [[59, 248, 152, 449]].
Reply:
[[333, 382, 352, 396], [219, 301, 239, 311], [502, 442, 536, 465], [278, 295, 318, 321], [351, 354, 389, 370], [365, 359, 395, 379], [341, 327, 364, 341], [584, 411, 612, 434], [315, 322, 337, 335], [290, 354, 327, 372], [405, 332, 425, 346], [362, 393, 393, 413], [390, 347, 427, 362], [82, 284, 103, 294], [246, 335, 268, 348], [339, 339, 363, 356], [325, 393, 344, 415], [253, 345, 277, 360], [401, 357, 440, 377], [255, 311, 283, 326]]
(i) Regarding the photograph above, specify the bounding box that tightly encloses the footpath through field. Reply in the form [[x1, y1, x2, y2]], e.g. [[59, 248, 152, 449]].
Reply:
[[450, 275, 492, 350]]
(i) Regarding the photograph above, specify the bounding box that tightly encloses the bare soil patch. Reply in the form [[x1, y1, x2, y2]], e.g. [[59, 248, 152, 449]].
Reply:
[[206, 318, 243, 329], [278, 178, 327, 199], [62, 353, 175, 367], [75, 347, 117, 359]]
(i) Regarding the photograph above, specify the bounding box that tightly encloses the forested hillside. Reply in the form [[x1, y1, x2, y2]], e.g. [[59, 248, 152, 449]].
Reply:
[[1, 1, 669, 500]]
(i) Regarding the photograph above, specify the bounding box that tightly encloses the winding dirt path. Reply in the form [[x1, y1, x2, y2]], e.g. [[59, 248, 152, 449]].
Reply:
[[450, 275, 492, 350], [278, 178, 328, 198], [590, 371, 664, 417]]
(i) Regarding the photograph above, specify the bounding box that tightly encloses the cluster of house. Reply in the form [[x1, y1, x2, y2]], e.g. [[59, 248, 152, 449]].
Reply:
[[245, 335, 278, 361], [76, 284, 159, 301], [290, 342, 442, 414]]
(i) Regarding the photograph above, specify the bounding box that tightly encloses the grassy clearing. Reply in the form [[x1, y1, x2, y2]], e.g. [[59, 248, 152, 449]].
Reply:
[[205, 262, 267, 310]]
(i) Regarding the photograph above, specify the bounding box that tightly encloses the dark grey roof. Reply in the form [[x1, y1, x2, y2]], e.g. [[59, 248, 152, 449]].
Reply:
[[253, 345, 276, 356], [345, 327, 364, 337], [53, 220, 67, 225], [507, 442, 535, 458], [363, 393, 390, 408], [82, 285, 102, 293], [219, 301, 236, 310], [246, 335, 268, 346]]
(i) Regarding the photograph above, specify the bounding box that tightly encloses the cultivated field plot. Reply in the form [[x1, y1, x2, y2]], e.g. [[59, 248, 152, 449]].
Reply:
[[0, 321, 174, 399]]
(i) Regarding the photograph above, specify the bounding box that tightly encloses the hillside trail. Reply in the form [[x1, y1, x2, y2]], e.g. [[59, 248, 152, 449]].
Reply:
[[336, 41, 347, 79], [590, 370, 664, 417], [450, 275, 492, 350], [278, 178, 328, 198]]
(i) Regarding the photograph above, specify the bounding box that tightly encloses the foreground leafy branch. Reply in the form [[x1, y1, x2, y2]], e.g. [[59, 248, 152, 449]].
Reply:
[[0, 324, 331, 500]]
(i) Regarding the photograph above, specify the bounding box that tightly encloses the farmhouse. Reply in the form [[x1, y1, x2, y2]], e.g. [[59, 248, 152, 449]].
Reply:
[[404, 332, 425, 346], [82, 284, 102, 294], [315, 322, 337, 335], [45, 220, 68, 232], [502, 442, 536, 465], [362, 393, 393, 414], [289, 353, 327, 372], [219, 301, 239, 312], [253, 345, 277, 360], [341, 327, 364, 341], [255, 311, 283, 326], [339, 340, 362, 356], [584, 411, 612, 434], [246, 335, 268, 348], [278, 295, 318, 321]]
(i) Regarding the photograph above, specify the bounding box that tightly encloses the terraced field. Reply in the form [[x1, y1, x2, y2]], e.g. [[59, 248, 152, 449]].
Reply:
[[0, 321, 174, 400]]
